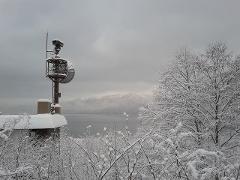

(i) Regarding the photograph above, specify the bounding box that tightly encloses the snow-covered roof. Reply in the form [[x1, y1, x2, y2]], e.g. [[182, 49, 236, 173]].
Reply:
[[0, 114, 67, 130], [37, 99, 51, 102]]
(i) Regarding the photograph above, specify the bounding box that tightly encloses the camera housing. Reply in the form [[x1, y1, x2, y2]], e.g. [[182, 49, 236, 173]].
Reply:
[[52, 40, 64, 55]]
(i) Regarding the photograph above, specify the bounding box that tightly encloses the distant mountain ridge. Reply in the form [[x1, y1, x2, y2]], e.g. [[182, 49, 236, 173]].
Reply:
[[64, 93, 151, 114]]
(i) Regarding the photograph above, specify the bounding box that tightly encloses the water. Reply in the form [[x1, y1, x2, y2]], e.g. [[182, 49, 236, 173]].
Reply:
[[64, 113, 140, 137]]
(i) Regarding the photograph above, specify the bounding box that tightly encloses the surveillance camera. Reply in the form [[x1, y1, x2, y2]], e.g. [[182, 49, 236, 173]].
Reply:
[[52, 40, 64, 47], [52, 40, 64, 55]]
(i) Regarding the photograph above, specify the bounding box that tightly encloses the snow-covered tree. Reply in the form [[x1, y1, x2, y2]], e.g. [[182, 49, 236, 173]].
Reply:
[[139, 42, 240, 179], [0, 115, 65, 179]]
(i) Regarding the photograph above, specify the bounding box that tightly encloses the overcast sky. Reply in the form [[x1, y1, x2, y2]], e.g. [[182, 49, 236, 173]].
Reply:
[[1, 0, 240, 114]]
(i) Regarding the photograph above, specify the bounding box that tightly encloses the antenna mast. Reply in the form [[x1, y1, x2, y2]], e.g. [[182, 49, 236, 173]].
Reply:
[[46, 39, 67, 113], [45, 36, 75, 113]]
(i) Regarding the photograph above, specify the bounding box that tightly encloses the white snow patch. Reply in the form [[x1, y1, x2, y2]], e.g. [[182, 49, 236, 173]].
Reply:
[[0, 114, 67, 129], [37, 99, 51, 102]]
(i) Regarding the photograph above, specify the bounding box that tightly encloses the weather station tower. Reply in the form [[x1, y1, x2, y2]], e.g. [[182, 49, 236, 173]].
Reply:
[[45, 36, 75, 114]]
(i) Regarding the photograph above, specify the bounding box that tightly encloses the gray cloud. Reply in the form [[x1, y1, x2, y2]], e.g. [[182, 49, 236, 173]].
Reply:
[[0, 0, 240, 113]]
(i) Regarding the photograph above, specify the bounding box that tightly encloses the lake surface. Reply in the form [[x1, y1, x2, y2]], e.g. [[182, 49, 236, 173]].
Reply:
[[64, 114, 140, 137]]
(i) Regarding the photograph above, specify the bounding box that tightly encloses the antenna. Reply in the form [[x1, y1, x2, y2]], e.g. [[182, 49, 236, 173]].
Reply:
[[45, 38, 75, 113], [45, 32, 54, 57], [46, 32, 48, 59]]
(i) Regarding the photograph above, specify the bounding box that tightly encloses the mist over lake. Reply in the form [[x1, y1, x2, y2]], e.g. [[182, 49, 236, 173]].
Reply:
[[65, 113, 140, 137]]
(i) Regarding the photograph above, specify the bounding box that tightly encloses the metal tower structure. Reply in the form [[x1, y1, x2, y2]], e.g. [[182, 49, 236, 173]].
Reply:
[[45, 36, 75, 113]]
